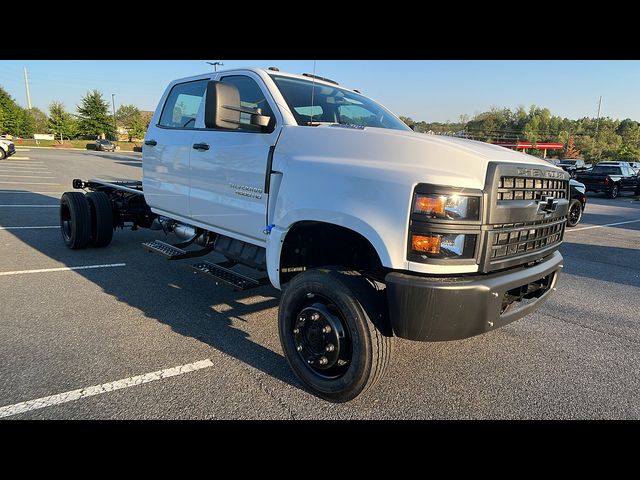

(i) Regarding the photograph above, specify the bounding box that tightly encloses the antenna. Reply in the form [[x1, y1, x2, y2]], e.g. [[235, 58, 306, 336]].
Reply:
[[309, 60, 317, 125]]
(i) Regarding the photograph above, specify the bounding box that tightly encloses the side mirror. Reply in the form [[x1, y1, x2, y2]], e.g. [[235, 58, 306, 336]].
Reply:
[[205, 81, 240, 130], [204, 80, 272, 130], [409, 124, 417, 132]]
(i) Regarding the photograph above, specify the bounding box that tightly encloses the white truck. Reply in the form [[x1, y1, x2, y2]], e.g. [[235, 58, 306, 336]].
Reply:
[[61, 67, 569, 402]]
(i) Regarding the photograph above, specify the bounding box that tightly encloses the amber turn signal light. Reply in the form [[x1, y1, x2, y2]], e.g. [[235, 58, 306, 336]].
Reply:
[[414, 195, 445, 215], [411, 234, 441, 254]]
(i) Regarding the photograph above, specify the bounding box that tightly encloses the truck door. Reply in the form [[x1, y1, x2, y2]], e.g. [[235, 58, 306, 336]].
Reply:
[[143, 79, 208, 217], [189, 73, 281, 243]]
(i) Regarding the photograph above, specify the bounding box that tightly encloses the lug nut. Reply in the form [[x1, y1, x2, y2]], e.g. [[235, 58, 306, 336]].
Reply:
[[307, 359, 314, 365], [488, 321, 494, 327], [319, 357, 328, 365], [325, 344, 335, 352], [491, 292, 499, 298], [311, 312, 320, 321], [293, 328, 299, 334], [322, 325, 332, 333], [297, 345, 303, 352]]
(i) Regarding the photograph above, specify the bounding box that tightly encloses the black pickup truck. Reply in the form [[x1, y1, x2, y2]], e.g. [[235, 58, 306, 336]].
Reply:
[[558, 159, 591, 178], [575, 163, 640, 198]]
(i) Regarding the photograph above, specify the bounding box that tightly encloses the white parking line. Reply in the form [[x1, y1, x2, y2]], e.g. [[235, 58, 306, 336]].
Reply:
[[0, 226, 59, 230], [0, 359, 214, 418], [7, 156, 30, 160], [0, 171, 52, 174], [566, 219, 640, 232], [0, 204, 58, 207], [0, 191, 64, 195], [15, 149, 30, 152], [0, 263, 126, 276], [0, 182, 60, 185], [0, 175, 55, 178]]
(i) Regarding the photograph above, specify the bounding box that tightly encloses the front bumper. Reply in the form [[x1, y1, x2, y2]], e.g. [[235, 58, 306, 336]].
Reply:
[[385, 251, 563, 341], [6, 144, 16, 157]]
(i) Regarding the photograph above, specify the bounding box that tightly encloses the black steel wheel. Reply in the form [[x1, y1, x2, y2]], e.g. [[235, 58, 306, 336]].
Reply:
[[608, 184, 619, 199], [86, 191, 114, 247], [60, 192, 91, 249], [278, 267, 393, 403], [566, 199, 583, 227]]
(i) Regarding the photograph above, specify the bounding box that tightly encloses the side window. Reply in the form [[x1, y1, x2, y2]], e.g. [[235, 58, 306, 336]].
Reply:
[[159, 80, 208, 129], [220, 75, 274, 132]]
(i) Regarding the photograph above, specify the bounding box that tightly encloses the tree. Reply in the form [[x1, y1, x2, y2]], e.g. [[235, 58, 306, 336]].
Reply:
[[49, 101, 77, 141], [0, 86, 34, 137], [27, 107, 49, 134], [563, 135, 581, 159], [616, 144, 640, 161], [76, 90, 114, 139]]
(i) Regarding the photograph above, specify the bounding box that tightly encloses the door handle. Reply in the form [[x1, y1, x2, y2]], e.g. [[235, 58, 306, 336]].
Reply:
[[193, 143, 210, 151], [144, 139, 157, 146]]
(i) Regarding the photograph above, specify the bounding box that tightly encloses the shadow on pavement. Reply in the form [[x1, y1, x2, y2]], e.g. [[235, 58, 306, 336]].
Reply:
[[1, 192, 299, 390]]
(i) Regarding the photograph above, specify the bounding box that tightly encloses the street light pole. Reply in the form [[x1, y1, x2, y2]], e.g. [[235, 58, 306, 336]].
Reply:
[[111, 93, 117, 144]]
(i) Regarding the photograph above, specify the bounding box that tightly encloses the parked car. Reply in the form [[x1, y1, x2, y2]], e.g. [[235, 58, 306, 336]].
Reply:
[[0, 137, 16, 160], [627, 161, 640, 173], [567, 179, 587, 227], [558, 159, 591, 178], [95, 139, 116, 152], [575, 162, 640, 198]]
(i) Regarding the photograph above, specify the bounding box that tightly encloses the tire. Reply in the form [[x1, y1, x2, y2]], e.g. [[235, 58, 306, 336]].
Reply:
[[566, 199, 583, 227], [278, 267, 393, 403], [608, 184, 619, 199], [0, 148, 6, 160], [60, 192, 91, 249], [86, 191, 114, 247]]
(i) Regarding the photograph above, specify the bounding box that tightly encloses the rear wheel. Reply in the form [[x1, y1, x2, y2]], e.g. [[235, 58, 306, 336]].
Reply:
[[566, 199, 583, 227], [86, 191, 114, 247], [278, 267, 393, 403], [608, 184, 619, 199], [0, 149, 6, 160], [60, 192, 91, 249]]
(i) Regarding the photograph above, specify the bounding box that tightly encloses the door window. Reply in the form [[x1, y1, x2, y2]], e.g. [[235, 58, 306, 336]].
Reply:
[[159, 80, 208, 129], [220, 75, 275, 132]]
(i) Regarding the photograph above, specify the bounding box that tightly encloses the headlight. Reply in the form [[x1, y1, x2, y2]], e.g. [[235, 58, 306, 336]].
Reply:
[[410, 233, 477, 259], [413, 194, 480, 221]]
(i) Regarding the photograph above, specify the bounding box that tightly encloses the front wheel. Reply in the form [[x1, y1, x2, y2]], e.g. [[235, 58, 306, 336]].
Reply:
[[608, 184, 619, 199], [0, 149, 6, 160], [278, 267, 393, 403], [567, 199, 583, 227]]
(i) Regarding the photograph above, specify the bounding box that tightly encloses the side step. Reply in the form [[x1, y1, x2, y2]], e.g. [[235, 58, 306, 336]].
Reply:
[[142, 240, 213, 260], [191, 261, 267, 291]]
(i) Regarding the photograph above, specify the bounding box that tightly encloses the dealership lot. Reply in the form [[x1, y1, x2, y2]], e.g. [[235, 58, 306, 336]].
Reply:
[[1, 148, 639, 419]]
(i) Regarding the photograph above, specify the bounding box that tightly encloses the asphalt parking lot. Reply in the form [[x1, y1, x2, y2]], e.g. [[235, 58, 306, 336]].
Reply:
[[1, 148, 639, 419]]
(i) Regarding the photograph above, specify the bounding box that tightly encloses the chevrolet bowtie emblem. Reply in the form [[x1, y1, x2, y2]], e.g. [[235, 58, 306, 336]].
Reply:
[[538, 196, 558, 214]]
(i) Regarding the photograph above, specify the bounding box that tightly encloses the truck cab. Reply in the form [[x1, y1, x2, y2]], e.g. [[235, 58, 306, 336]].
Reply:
[[62, 67, 569, 402]]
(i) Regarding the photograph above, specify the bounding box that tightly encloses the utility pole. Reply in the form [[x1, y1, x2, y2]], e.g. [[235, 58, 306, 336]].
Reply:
[[206, 61, 224, 72], [23, 66, 32, 110], [595, 96, 602, 137], [111, 94, 117, 143]]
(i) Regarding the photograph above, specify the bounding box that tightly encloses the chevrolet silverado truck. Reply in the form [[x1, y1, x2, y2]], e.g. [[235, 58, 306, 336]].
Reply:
[[60, 68, 569, 402]]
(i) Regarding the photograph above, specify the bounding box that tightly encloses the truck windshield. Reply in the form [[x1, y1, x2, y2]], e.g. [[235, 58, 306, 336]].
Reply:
[[269, 74, 410, 131], [592, 166, 621, 175]]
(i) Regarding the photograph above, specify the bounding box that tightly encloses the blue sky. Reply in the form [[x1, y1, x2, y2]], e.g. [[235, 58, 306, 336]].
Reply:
[[1, 60, 638, 123]]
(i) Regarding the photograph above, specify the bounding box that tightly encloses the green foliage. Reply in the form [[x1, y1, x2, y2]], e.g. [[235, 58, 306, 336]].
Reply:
[[48, 102, 78, 141], [76, 90, 114, 139], [0, 86, 34, 137], [27, 107, 49, 134], [116, 104, 150, 141], [407, 106, 640, 162]]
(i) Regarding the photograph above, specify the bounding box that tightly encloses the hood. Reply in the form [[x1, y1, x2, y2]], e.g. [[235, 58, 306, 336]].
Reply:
[[275, 125, 562, 190]]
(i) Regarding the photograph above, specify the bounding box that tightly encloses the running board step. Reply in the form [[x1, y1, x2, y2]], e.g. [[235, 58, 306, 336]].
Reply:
[[191, 261, 267, 291], [142, 240, 213, 260]]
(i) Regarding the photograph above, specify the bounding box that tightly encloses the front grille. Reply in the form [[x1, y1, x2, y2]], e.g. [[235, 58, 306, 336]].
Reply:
[[497, 176, 568, 201], [490, 218, 565, 260]]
